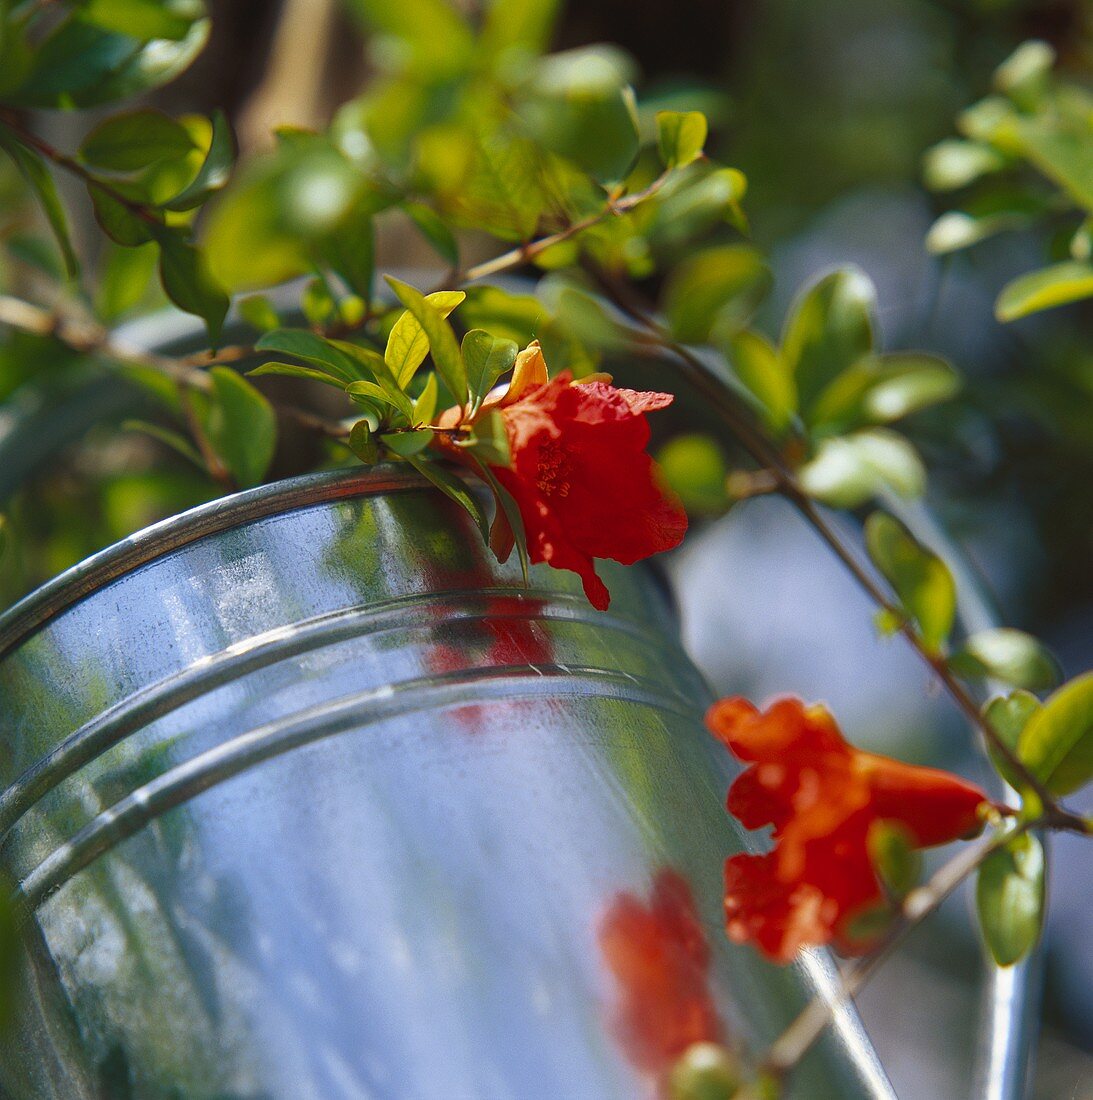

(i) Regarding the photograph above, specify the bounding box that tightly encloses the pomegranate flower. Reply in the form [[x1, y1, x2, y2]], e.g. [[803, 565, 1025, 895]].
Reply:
[[443, 342, 687, 610], [599, 869, 724, 1079], [705, 696, 990, 963]]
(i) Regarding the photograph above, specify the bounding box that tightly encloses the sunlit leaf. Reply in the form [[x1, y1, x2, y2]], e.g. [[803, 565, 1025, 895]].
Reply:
[[950, 629, 1061, 691], [781, 267, 876, 412], [10, 15, 209, 108], [1018, 671, 1093, 796], [725, 330, 795, 434], [800, 430, 925, 509], [983, 691, 1041, 791], [996, 262, 1093, 322], [922, 139, 1006, 191], [384, 289, 465, 387], [656, 109, 707, 169], [864, 512, 956, 654], [165, 108, 234, 210], [385, 277, 467, 405], [520, 46, 640, 183]]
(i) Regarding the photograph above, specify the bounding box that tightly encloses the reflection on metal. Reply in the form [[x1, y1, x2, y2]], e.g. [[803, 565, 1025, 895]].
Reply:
[[0, 470, 895, 1098]]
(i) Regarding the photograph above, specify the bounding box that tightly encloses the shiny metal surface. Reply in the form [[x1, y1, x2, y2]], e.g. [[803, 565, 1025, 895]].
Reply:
[[0, 468, 895, 1099]]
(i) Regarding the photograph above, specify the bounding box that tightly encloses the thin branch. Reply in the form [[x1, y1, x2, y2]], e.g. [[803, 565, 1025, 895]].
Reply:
[[0, 109, 162, 227], [456, 175, 669, 286]]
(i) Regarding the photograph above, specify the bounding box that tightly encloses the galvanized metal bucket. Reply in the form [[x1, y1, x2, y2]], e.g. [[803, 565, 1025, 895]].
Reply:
[[0, 467, 893, 1099]]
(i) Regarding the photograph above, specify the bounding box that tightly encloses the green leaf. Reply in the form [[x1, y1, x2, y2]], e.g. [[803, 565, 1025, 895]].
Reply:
[[781, 267, 877, 412], [164, 108, 234, 210], [203, 367, 277, 488], [414, 372, 439, 425], [255, 330, 365, 385], [10, 16, 209, 108], [927, 209, 1035, 254], [320, 206, 375, 299], [1015, 116, 1093, 212], [462, 330, 518, 409], [983, 691, 1042, 790], [472, 456, 530, 583], [950, 629, 1060, 691], [97, 241, 158, 320], [656, 434, 729, 514], [995, 262, 1093, 322], [237, 295, 280, 333], [334, 342, 416, 422], [405, 455, 490, 544], [384, 277, 467, 406], [78, 0, 203, 41], [384, 289, 465, 387], [799, 430, 925, 508], [0, 128, 79, 276], [122, 418, 204, 468], [663, 245, 772, 343], [656, 110, 708, 169], [977, 833, 1045, 967], [155, 230, 229, 344], [520, 46, 640, 183], [862, 354, 961, 422], [79, 109, 196, 172], [88, 183, 157, 246], [466, 408, 510, 467], [454, 130, 545, 242], [864, 512, 956, 654], [1018, 671, 1093, 796], [478, 0, 559, 62], [248, 361, 346, 389], [994, 40, 1055, 100], [867, 820, 922, 899], [726, 330, 796, 433], [348, 419, 380, 464], [403, 202, 458, 266], [922, 139, 1006, 191]]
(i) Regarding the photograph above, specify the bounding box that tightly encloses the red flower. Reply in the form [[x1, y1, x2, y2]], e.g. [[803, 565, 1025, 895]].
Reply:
[[599, 870, 724, 1080], [464, 342, 687, 610], [705, 696, 990, 963]]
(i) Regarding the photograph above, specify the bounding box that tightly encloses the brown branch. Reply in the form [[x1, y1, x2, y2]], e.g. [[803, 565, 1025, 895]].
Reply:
[[0, 109, 163, 227]]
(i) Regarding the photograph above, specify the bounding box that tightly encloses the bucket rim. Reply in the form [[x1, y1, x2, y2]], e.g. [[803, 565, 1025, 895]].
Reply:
[[0, 465, 428, 662]]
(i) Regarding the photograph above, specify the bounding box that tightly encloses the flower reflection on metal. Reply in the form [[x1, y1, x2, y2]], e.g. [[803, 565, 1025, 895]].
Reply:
[[599, 869, 724, 1090]]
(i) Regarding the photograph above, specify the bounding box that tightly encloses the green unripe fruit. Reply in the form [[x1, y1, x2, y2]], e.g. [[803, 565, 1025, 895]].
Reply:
[[668, 1042, 740, 1100]]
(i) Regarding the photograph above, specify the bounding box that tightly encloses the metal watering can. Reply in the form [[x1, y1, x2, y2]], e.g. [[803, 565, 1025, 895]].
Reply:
[[0, 461, 895, 1099]]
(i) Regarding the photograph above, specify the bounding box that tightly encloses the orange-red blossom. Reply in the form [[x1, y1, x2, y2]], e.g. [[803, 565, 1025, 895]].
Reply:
[[440, 342, 687, 610], [706, 696, 991, 963]]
